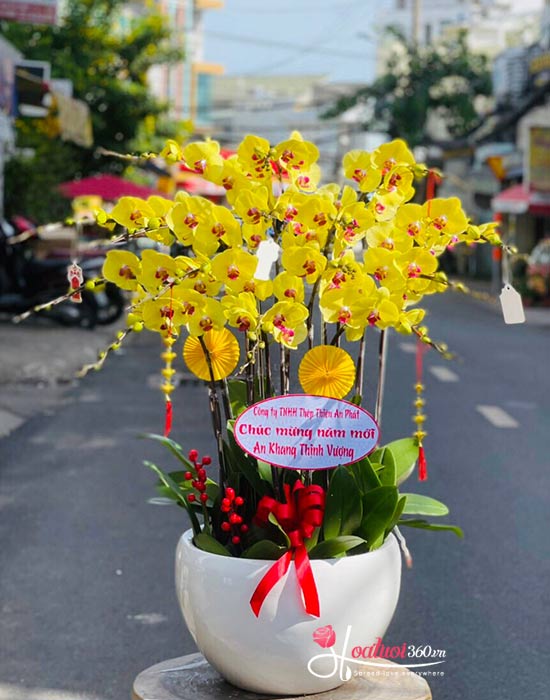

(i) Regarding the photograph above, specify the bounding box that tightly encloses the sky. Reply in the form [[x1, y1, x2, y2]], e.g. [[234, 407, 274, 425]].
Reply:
[[202, 0, 546, 84]]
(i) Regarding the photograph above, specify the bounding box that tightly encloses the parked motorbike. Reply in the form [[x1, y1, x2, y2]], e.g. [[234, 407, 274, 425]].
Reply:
[[0, 220, 124, 329]]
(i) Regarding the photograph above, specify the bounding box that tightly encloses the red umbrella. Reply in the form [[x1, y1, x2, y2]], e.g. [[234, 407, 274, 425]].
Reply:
[[59, 174, 165, 200]]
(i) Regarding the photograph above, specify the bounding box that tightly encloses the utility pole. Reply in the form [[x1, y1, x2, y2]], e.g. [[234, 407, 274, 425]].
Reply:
[[412, 0, 421, 45]]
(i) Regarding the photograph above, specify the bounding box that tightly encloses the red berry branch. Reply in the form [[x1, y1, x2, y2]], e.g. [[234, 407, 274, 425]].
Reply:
[[220, 487, 248, 546], [184, 450, 213, 527]]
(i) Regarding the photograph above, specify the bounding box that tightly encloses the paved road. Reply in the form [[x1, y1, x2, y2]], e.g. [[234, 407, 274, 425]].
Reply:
[[1, 292, 549, 700]]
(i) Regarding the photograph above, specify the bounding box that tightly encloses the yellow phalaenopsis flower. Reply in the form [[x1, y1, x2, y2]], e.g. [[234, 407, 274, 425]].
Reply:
[[110, 196, 156, 231], [182, 140, 224, 182], [233, 186, 272, 229], [372, 139, 416, 176], [237, 135, 272, 181], [273, 271, 305, 303], [281, 245, 327, 284], [222, 292, 260, 333], [187, 297, 226, 336], [166, 195, 212, 246], [194, 203, 241, 256], [183, 328, 239, 381], [342, 150, 381, 192], [261, 301, 309, 349], [298, 345, 356, 399], [140, 249, 180, 293], [210, 249, 258, 294], [103, 250, 142, 291]]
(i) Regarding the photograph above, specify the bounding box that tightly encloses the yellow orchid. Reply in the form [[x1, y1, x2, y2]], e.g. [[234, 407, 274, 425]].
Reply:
[[146, 195, 175, 245], [171, 287, 207, 322], [290, 163, 322, 192], [422, 197, 468, 247], [381, 165, 416, 204], [273, 271, 305, 303], [242, 278, 273, 301], [372, 139, 416, 177], [187, 297, 226, 336], [141, 298, 186, 334], [363, 247, 405, 290], [281, 245, 327, 283], [160, 139, 183, 164], [194, 204, 242, 256], [273, 136, 319, 173], [237, 135, 273, 181], [166, 195, 212, 246], [366, 222, 413, 254], [216, 157, 251, 206], [140, 249, 180, 292], [175, 255, 223, 297], [242, 223, 269, 251], [395, 203, 428, 244], [261, 301, 309, 349], [342, 150, 381, 192], [210, 249, 258, 294], [233, 186, 272, 229], [222, 292, 260, 333], [103, 250, 141, 291], [319, 286, 375, 342], [369, 189, 404, 222], [110, 196, 156, 231], [182, 140, 224, 182]]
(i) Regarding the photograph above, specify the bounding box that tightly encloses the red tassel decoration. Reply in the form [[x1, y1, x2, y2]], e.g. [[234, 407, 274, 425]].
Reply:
[[164, 399, 173, 438], [418, 444, 427, 481]]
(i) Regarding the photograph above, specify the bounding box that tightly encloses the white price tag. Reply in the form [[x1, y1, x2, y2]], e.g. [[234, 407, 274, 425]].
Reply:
[[255, 239, 280, 281], [499, 284, 525, 324]]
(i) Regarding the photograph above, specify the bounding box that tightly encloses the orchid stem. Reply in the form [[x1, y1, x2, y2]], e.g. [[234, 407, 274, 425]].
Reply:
[[354, 332, 366, 400], [374, 330, 388, 428]]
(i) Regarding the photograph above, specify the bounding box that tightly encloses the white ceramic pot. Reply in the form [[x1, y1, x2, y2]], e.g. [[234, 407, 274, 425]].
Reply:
[[175, 529, 402, 695]]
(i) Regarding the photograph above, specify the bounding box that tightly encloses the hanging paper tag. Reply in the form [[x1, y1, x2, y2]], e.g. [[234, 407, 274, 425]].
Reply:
[[67, 263, 84, 303], [499, 284, 525, 324], [255, 239, 280, 281]]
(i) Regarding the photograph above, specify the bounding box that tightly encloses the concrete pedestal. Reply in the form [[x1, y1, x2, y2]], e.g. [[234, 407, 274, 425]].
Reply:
[[132, 652, 432, 699]]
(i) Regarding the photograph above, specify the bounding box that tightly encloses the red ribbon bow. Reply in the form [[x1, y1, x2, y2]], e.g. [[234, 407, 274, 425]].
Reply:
[[250, 479, 325, 618]]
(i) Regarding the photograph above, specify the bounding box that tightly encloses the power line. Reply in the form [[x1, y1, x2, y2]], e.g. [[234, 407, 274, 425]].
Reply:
[[204, 31, 369, 60]]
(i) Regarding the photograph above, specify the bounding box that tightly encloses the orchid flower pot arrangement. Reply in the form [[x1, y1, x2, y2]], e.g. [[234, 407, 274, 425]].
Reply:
[[95, 133, 501, 694]]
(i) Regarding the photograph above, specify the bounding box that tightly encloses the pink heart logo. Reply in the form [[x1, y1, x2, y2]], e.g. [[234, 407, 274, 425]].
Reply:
[[313, 625, 336, 648]]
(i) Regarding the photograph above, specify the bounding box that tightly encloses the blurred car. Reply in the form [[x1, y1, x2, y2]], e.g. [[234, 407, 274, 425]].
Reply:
[[526, 238, 550, 299]]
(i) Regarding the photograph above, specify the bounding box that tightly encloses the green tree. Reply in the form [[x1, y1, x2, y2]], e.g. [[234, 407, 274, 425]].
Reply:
[[1, 0, 183, 222], [323, 30, 492, 148]]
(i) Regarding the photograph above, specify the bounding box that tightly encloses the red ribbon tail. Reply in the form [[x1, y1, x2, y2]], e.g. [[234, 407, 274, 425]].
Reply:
[[294, 545, 320, 617], [418, 445, 427, 481], [250, 551, 292, 617], [164, 400, 173, 438]]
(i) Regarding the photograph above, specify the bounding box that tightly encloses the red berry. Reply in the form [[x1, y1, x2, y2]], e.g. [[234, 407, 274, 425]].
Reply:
[[221, 522, 231, 532], [200, 493, 208, 503], [188, 449, 199, 462], [225, 488, 235, 501], [221, 504, 230, 513], [184, 471, 193, 480], [221, 498, 231, 508], [202, 456, 212, 466], [234, 496, 244, 506], [229, 513, 239, 525], [196, 482, 206, 493], [234, 515, 243, 524], [240, 524, 249, 533], [232, 535, 241, 545], [187, 494, 196, 503], [197, 468, 207, 480]]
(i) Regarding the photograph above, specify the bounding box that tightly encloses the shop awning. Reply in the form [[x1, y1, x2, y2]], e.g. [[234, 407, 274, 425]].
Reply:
[[59, 175, 164, 200], [492, 184, 550, 216]]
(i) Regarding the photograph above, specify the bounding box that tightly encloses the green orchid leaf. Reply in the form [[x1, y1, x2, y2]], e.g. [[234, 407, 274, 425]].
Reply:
[[324, 466, 363, 539], [309, 536, 366, 559], [398, 519, 464, 538], [385, 495, 407, 536], [193, 533, 232, 556], [225, 423, 270, 496], [372, 438, 418, 485], [268, 512, 291, 548], [144, 460, 201, 534], [227, 379, 248, 417], [358, 486, 399, 547], [257, 460, 274, 485], [401, 493, 450, 516], [349, 455, 381, 494], [141, 433, 194, 469], [378, 450, 396, 486], [242, 540, 287, 560]]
